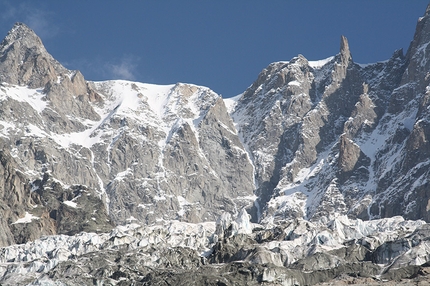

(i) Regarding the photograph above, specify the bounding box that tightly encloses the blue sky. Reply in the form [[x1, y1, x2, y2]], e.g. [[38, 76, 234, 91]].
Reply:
[[0, 1, 428, 97]]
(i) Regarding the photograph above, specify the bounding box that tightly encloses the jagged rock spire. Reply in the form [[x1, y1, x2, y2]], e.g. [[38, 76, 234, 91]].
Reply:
[[401, 2, 430, 86], [339, 35, 352, 64]]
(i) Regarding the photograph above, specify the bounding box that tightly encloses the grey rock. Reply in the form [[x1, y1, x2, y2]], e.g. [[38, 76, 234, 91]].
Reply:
[[0, 21, 256, 247], [1, 4, 430, 285], [0, 23, 64, 88], [227, 5, 430, 225]]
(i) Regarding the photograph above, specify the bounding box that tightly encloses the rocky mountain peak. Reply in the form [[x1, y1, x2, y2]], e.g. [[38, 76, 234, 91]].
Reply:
[[0, 22, 42, 51], [0, 22, 102, 122], [0, 22, 67, 88], [401, 4, 430, 89]]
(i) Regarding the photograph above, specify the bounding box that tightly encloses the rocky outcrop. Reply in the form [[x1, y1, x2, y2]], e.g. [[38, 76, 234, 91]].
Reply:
[[0, 146, 33, 247], [0, 140, 112, 248]]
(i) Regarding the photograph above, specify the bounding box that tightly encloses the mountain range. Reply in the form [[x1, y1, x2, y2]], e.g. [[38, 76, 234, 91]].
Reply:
[[1, 4, 430, 285]]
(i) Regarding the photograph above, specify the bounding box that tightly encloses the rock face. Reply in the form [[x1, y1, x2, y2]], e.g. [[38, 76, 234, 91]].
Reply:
[[0, 23, 115, 247], [0, 23, 254, 247], [89, 80, 254, 225], [2, 4, 430, 285], [229, 6, 430, 225]]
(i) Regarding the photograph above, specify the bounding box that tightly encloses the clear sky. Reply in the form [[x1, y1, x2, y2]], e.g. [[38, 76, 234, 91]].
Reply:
[[0, 1, 428, 97]]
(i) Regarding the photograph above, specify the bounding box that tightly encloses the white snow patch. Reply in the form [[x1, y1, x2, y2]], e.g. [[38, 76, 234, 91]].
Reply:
[[177, 195, 192, 217], [63, 201, 77, 208], [288, 80, 301, 87], [403, 112, 417, 131], [357, 59, 389, 68], [126, 216, 138, 222], [177, 195, 191, 206], [0, 84, 47, 113], [12, 212, 40, 224], [308, 56, 334, 69], [224, 93, 242, 114], [0, 121, 16, 137], [154, 195, 166, 201], [115, 168, 133, 181], [294, 157, 325, 183], [235, 195, 258, 201]]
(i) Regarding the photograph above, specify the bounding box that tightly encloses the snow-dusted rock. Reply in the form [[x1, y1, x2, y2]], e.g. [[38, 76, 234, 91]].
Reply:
[[228, 4, 430, 226], [2, 3, 430, 285]]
